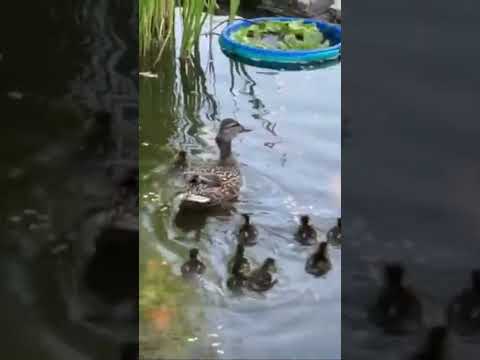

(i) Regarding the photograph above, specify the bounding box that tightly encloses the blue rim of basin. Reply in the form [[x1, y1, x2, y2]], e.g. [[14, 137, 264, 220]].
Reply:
[[219, 17, 341, 69]]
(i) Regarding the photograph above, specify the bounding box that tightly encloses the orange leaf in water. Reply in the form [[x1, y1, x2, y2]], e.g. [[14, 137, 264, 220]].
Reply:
[[148, 306, 175, 332]]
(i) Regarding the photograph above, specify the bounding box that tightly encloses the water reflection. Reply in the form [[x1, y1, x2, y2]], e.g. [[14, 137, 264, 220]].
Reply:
[[2, 1, 138, 358]]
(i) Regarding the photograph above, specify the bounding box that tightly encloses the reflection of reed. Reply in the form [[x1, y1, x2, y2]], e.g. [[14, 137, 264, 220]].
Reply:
[[228, 60, 279, 137]]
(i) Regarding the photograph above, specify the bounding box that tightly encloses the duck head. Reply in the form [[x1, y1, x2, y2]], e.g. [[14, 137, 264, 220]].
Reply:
[[315, 242, 329, 260], [189, 248, 199, 260], [384, 263, 404, 288], [263, 257, 277, 272], [188, 174, 200, 184], [216, 118, 252, 143], [177, 150, 187, 161], [300, 215, 310, 226]]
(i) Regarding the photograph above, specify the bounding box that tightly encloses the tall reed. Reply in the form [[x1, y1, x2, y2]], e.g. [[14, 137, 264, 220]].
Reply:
[[179, 0, 218, 59], [229, 0, 241, 21], [140, 0, 241, 60], [139, 0, 175, 57]]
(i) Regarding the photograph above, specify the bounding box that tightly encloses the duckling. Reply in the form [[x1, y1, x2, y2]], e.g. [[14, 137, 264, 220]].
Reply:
[[181, 248, 206, 277], [410, 326, 449, 360], [228, 242, 251, 276], [305, 242, 332, 277], [327, 217, 341, 245], [246, 257, 278, 292], [238, 214, 258, 246], [227, 258, 248, 294], [227, 274, 246, 294], [173, 150, 188, 170], [446, 269, 480, 335], [295, 215, 317, 245], [368, 263, 422, 334]]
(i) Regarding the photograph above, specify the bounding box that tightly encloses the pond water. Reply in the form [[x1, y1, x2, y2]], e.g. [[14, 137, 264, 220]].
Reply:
[[140, 14, 341, 360]]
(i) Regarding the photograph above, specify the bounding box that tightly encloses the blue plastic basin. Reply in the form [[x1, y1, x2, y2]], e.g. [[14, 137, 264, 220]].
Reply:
[[219, 17, 341, 70]]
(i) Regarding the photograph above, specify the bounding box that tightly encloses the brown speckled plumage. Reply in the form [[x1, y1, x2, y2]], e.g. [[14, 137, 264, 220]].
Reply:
[[179, 119, 251, 209]]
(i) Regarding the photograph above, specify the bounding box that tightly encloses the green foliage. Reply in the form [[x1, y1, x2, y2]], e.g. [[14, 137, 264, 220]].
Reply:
[[233, 20, 331, 50], [139, 0, 175, 58], [179, 0, 218, 58], [141, 0, 242, 60]]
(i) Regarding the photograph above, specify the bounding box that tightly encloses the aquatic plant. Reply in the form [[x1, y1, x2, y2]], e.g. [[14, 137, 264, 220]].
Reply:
[[233, 20, 331, 50], [179, 0, 218, 59], [139, 0, 175, 57], [140, 0, 241, 60]]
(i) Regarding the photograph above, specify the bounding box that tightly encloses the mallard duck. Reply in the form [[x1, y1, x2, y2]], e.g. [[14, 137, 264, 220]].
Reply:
[[368, 263, 422, 334], [181, 248, 206, 277], [327, 217, 341, 245], [238, 214, 258, 246], [446, 269, 480, 335], [295, 215, 317, 245], [246, 258, 278, 292], [228, 242, 251, 276], [305, 242, 332, 277], [410, 326, 449, 360], [178, 118, 251, 209]]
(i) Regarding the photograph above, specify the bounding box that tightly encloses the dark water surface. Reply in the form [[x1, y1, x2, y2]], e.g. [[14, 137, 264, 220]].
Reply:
[[140, 14, 341, 360], [343, 1, 480, 359], [1, 2, 137, 359]]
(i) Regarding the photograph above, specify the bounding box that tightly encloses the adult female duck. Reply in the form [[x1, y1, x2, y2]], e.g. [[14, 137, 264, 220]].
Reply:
[[179, 118, 251, 209]]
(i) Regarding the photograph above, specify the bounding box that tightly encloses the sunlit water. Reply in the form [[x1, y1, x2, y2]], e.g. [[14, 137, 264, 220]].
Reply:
[[140, 15, 341, 360]]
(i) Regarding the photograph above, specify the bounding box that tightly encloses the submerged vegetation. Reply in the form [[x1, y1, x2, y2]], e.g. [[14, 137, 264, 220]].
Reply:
[[140, 0, 241, 60], [140, 254, 207, 357]]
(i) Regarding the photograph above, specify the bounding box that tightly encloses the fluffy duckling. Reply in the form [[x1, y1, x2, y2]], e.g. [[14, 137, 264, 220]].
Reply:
[[327, 217, 341, 245], [181, 248, 206, 278], [227, 258, 248, 294], [246, 258, 278, 292], [446, 269, 480, 335], [295, 215, 317, 245], [305, 242, 332, 277], [228, 242, 251, 277], [173, 150, 188, 170], [410, 326, 449, 360], [227, 274, 246, 294], [368, 263, 422, 334], [238, 214, 258, 246]]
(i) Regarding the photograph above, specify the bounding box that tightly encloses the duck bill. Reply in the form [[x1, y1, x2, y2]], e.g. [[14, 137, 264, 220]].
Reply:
[[240, 127, 252, 133]]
